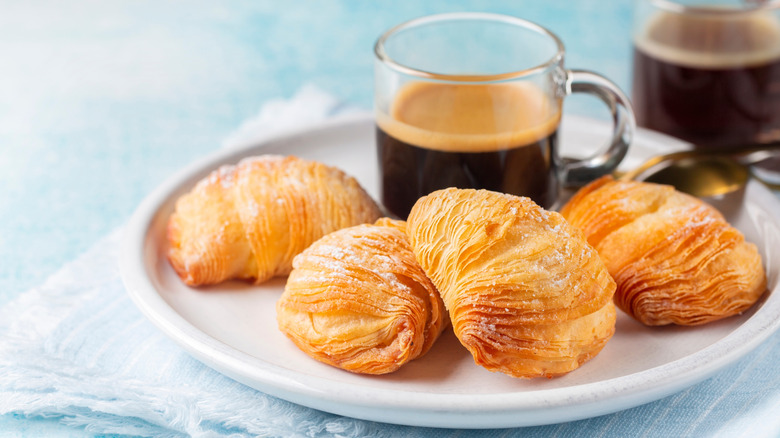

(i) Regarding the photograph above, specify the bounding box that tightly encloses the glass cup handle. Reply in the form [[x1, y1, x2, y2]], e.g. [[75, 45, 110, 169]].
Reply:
[[560, 69, 635, 187]]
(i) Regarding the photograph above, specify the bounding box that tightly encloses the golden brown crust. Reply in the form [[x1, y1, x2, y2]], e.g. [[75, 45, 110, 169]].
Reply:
[[406, 188, 616, 378], [561, 176, 767, 326], [276, 219, 448, 374], [167, 155, 382, 286]]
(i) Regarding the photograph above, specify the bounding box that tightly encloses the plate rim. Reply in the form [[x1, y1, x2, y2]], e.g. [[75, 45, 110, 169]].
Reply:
[[119, 113, 780, 428]]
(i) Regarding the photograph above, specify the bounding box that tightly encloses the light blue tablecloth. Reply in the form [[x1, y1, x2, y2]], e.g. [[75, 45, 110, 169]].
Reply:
[[1, 1, 778, 437]]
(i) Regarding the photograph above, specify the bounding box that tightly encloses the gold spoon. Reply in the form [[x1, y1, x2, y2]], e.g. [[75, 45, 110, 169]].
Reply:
[[616, 143, 780, 198]]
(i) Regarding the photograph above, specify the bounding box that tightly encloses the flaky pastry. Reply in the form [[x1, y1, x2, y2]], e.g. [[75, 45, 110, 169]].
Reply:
[[406, 188, 616, 379], [276, 219, 447, 374], [167, 155, 382, 286], [560, 176, 767, 326]]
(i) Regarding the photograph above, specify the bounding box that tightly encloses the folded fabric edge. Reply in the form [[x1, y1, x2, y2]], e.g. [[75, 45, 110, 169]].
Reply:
[[220, 83, 369, 151], [0, 229, 124, 345]]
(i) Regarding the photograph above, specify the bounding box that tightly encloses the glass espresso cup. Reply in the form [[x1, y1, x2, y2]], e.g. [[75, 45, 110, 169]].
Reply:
[[374, 13, 635, 219], [632, 0, 780, 148]]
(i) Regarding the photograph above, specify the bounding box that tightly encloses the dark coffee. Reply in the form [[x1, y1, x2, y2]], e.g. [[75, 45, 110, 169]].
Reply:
[[377, 128, 557, 219], [632, 12, 780, 148], [376, 82, 560, 219]]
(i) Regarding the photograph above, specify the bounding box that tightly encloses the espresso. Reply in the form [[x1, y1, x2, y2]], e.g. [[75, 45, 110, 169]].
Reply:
[[376, 82, 560, 219], [632, 12, 780, 147]]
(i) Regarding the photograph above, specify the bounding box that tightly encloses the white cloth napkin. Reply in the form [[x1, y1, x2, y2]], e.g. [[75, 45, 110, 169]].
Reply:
[[1, 85, 779, 438]]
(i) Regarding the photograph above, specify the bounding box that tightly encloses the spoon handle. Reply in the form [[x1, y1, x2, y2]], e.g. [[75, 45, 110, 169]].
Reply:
[[693, 142, 780, 158], [618, 141, 780, 181], [730, 142, 780, 165]]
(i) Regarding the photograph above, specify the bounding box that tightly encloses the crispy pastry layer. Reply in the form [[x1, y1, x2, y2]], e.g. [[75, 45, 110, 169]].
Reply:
[[406, 188, 616, 378], [560, 176, 767, 326], [167, 155, 382, 286], [277, 219, 448, 374]]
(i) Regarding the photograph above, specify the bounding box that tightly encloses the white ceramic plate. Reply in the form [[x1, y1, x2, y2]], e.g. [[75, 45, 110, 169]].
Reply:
[[120, 114, 780, 429]]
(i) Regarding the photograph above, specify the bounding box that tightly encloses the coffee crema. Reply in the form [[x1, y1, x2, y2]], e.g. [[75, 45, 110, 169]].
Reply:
[[377, 82, 561, 219], [632, 11, 780, 147]]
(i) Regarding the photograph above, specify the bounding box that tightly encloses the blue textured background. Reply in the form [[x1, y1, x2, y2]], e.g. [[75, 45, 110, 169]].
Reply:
[[1, 1, 634, 435]]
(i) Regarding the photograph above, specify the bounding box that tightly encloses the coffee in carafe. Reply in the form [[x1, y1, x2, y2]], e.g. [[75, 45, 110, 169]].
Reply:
[[632, 11, 780, 148]]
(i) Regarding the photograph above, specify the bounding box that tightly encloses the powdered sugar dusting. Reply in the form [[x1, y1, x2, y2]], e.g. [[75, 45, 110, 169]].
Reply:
[[216, 165, 235, 189], [247, 199, 260, 217], [239, 154, 286, 166], [291, 226, 419, 297]]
